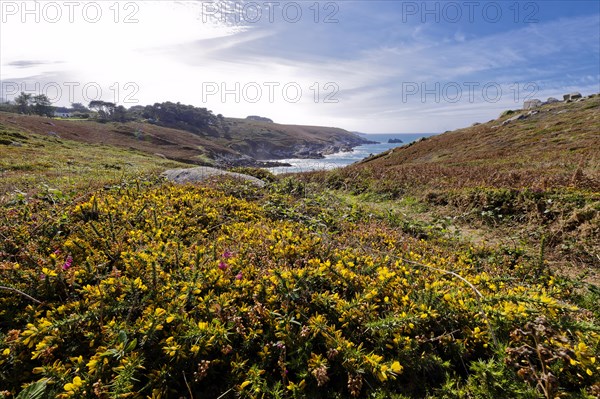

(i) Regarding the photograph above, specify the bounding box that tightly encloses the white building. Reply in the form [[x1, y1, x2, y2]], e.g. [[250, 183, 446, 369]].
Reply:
[[54, 110, 71, 118]]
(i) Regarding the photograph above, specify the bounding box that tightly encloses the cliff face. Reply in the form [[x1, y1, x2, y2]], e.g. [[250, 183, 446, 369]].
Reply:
[[217, 118, 374, 161], [228, 135, 369, 160]]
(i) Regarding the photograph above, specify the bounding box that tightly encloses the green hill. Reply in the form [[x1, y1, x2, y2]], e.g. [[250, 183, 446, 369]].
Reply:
[[0, 112, 369, 168]]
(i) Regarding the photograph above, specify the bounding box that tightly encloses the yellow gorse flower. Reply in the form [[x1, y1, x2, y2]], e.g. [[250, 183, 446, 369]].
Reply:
[[2, 179, 598, 397], [64, 376, 83, 392]]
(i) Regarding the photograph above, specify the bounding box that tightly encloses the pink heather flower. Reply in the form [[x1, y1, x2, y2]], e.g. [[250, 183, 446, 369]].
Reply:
[[235, 272, 243, 280], [53, 249, 61, 255], [218, 261, 228, 271], [222, 250, 232, 259], [62, 255, 73, 271]]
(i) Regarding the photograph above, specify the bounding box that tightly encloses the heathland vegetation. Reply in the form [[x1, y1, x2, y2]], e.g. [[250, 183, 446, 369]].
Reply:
[[0, 95, 598, 398], [0, 97, 370, 167]]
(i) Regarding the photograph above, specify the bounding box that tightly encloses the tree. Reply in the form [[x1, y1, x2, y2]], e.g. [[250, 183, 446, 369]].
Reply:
[[32, 94, 53, 116], [0, 99, 16, 114], [141, 101, 219, 135], [89, 100, 116, 122], [14, 92, 32, 114], [71, 102, 89, 112], [126, 105, 146, 121], [112, 105, 129, 123]]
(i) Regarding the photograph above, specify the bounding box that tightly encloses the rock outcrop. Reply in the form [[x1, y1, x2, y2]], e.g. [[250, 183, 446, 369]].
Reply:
[[162, 167, 266, 187], [523, 99, 542, 109], [501, 113, 526, 126]]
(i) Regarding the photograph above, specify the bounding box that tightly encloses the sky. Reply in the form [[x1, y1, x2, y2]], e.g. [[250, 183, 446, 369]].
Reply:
[[1, 0, 599, 133]]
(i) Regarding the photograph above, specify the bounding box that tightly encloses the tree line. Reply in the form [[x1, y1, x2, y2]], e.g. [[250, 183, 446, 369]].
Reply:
[[0, 93, 226, 136], [1, 93, 55, 117]]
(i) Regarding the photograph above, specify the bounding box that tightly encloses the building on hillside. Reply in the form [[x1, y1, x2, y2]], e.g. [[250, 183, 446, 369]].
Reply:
[[54, 110, 71, 118]]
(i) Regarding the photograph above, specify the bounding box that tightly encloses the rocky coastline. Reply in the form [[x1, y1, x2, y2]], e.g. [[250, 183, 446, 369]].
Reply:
[[221, 135, 377, 167]]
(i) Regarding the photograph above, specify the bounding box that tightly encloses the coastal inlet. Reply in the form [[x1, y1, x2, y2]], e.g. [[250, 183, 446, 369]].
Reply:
[[266, 133, 437, 173]]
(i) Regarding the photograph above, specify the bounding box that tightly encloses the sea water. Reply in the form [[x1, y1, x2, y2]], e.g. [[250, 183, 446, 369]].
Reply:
[[266, 133, 438, 174]]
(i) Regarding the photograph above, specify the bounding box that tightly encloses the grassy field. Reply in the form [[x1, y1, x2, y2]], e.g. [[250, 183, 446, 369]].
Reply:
[[0, 102, 599, 398], [0, 120, 187, 202]]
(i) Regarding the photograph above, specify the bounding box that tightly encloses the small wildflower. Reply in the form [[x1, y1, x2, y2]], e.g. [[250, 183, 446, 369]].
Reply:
[[218, 261, 228, 271], [222, 250, 232, 259], [390, 361, 403, 374], [62, 255, 73, 271], [326, 348, 339, 360], [64, 376, 83, 392], [236, 272, 243, 280], [42, 267, 57, 277], [300, 325, 310, 338]]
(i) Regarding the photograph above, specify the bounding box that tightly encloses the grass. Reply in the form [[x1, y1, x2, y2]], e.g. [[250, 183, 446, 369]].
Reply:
[[0, 122, 187, 203], [297, 97, 600, 282], [0, 100, 599, 398]]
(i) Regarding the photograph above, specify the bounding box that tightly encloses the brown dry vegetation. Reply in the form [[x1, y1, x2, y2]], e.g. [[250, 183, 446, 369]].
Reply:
[[0, 112, 236, 166], [0, 112, 365, 166], [298, 96, 600, 280], [354, 97, 599, 191]]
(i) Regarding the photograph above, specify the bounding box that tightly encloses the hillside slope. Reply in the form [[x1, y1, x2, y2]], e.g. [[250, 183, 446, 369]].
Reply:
[[356, 95, 599, 191], [0, 119, 188, 201], [0, 112, 369, 167], [300, 95, 600, 277]]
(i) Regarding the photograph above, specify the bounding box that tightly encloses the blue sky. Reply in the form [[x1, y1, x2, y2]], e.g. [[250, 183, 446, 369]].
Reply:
[[1, 0, 599, 132]]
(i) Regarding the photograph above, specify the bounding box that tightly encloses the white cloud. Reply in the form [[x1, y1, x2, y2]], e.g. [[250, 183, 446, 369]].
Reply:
[[1, 2, 598, 133]]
